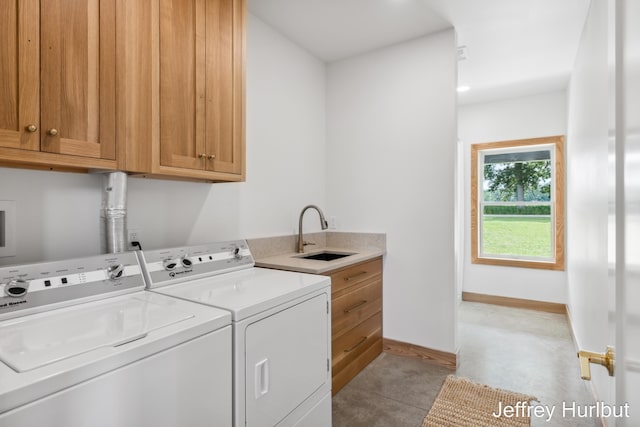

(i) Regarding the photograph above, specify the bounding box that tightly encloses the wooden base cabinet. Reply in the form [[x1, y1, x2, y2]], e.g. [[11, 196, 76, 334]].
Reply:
[[325, 257, 383, 395], [0, 0, 117, 171], [118, 0, 246, 182]]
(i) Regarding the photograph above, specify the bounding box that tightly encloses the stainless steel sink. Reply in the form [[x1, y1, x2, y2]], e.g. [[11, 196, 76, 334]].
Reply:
[[295, 251, 355, 261]]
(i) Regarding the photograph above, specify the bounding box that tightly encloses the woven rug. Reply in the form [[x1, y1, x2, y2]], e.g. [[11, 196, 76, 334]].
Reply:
[[422, 375, 537, 427]]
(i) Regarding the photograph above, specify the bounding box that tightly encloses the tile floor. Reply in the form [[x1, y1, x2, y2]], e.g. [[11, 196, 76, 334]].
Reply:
[[332, 301, 599, 427]]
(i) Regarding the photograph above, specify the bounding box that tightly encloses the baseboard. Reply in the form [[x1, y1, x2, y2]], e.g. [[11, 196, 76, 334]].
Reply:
[[382, 338, 457, 370], [462, 291, 567, 315], [565, 306, 607, 427], [565, 304, 581, 351]]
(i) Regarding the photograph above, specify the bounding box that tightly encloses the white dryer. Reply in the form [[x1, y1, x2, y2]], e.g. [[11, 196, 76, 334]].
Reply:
[[0, 251, 232, 427], [139, 240, 332, 427]]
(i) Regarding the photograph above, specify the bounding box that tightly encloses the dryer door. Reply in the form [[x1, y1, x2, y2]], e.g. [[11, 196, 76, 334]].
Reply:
[[245, 293, 329, 426]]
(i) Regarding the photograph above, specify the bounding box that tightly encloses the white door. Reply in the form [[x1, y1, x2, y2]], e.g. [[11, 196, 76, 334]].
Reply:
[[589, 0, 639, 423], [245, 293, 329, 427], [570, 1, 638, 424], [618, 0, 640, 423]]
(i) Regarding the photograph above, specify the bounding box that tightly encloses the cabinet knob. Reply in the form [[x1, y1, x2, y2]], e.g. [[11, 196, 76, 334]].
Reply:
[[25, 124, 38, 133], [208, 154, 216, 160], [47, 128, 59, 136], [198, 153, 207, 159]]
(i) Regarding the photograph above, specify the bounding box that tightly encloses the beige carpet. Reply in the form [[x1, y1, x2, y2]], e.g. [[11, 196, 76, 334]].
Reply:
[[422, 375, 537, 427]]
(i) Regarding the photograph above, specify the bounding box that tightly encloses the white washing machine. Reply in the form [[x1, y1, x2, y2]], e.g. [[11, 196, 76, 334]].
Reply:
[[0, 251, 232, 427], [139, 240, 332, 427]]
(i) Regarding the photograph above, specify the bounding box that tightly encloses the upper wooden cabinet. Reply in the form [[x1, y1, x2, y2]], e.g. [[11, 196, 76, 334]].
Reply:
[[0, 0, 117, 170], [0, 0, 244, 180], [120, 0, 246, 182]]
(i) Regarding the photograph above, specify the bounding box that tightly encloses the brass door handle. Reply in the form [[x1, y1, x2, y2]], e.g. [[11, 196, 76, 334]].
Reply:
[[577, 346, 614, 380], [208, 154, 216, 160], [26, 124, 38, 132], [198, 153, 207, 159], [47, 128, 58, 136]]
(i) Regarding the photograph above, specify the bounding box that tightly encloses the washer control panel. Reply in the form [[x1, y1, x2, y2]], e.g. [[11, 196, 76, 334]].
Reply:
[[0, 252, 143, 321], [139, 240, 254, 289]]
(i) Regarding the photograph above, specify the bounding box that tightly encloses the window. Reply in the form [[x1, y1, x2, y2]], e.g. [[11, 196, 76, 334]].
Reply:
[[471, 136, 565, 270]]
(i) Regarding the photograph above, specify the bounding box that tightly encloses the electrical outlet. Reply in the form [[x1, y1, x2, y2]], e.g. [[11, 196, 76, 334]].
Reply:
[[0, 201, 16, 258], [128, 228, 142, 250], [328, 216, 337, 230]]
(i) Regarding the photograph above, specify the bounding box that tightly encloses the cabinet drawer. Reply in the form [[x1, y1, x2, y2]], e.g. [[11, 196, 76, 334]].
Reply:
[[332, 336, 382, 395], [328, 257, 382, 296], [332, 279, 381, 339], [332, 312, 382, 375]]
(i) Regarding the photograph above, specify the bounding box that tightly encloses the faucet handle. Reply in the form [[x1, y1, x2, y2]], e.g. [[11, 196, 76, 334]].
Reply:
[[302, 241, 316, 247]]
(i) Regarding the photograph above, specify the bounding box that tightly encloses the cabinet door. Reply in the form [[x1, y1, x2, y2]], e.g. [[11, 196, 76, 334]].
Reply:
[[40, 0, 116, 160], [205, 0, 244, 175], [0, 0, 40, 152], [159, 0, 207, 171]]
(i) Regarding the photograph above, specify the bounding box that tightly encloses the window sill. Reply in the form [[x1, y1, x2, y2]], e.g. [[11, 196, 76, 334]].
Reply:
[[471, 255, 565, 271]]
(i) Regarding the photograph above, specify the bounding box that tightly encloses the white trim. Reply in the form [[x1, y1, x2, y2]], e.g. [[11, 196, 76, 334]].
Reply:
[[480, 143, 555, 156], [482, 201, 551, 206], [480, 253, 555, 262], [549, 146, 557, 259], [484, 214, 550, 219], [477, 145, 556, 262]]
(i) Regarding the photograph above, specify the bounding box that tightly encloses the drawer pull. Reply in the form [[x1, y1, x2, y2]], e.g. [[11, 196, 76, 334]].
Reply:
[[344, 336, 367, 353], [344, 271, 367, 281], [344, 300, 368, 313]]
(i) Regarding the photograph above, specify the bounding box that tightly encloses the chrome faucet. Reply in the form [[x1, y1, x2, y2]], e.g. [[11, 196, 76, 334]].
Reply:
[[297, 205, 329, 253]]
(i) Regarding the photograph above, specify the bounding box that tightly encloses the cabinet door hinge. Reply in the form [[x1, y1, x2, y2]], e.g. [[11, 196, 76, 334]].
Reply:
[[327, 358, 330, 372], [327, 301, 329, 314]]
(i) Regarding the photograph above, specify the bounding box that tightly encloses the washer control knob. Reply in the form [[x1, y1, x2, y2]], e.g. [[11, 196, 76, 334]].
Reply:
[[108, 264, 125, 280], [233, 247, 242, 260], [181, 255, 193, 268], [5, 279, 29, 298], [163, 259, 178, 271]]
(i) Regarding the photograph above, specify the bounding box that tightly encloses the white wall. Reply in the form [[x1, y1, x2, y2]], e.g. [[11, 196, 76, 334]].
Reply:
[[0, 169, 103, 264], [0, 13, 327, 266], [565, 0, 612, 406], [458, 91, 568, 303], [326, 30, 458, 353]]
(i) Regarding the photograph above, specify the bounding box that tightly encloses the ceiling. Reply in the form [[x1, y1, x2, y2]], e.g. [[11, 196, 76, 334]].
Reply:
[[247, 0, 592, 105]]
